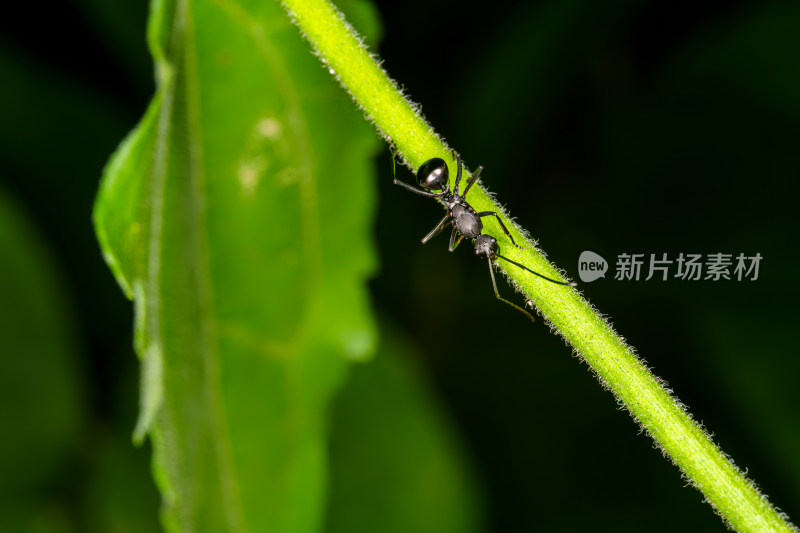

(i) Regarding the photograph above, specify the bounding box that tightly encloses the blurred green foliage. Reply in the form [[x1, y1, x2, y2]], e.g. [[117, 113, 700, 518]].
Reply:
[[0, 187, 83, 532], [91, 0, 482, 530], [1, 0, 799, 532]]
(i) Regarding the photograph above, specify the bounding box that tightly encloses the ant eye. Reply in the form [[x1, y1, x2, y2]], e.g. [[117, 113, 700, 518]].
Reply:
[[417, 158, 449, 191]]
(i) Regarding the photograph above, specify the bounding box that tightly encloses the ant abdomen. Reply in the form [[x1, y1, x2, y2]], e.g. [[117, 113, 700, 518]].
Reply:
[[416, 158, 449, 191]]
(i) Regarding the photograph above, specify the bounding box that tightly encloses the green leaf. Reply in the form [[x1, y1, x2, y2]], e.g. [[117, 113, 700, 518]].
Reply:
[[93, 0, 379, 531]]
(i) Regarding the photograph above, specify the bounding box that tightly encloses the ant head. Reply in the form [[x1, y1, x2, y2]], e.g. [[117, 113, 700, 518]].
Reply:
[[416, 158, 449, 192], [474, 235, 498, 258]]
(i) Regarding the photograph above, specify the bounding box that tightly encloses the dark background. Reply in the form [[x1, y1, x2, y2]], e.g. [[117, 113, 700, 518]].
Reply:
[[1, 0, 798, 531]]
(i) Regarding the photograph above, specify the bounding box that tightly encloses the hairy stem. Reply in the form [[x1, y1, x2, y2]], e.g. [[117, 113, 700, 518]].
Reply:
[[279, 0, 796, 531]]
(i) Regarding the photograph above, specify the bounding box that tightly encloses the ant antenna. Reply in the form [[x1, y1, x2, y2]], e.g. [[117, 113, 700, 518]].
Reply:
[[493, 253, 577, 287], [489, 253, 577, 322], [475, 234, 575, 322], [484, 255, 537, 322]]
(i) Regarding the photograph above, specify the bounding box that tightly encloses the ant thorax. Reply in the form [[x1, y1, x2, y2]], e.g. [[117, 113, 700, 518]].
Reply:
[[451, 203, 482, 240]]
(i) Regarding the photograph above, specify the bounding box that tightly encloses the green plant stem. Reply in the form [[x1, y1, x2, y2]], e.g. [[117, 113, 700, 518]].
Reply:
[[280, 0, 796, 531]]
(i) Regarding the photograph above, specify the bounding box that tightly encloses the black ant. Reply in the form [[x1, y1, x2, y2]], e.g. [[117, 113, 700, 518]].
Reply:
[[391, 149, 576, 321]]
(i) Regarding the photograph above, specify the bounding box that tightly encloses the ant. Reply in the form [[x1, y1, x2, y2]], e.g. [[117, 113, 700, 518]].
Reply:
[[391, 148, 576, 321]]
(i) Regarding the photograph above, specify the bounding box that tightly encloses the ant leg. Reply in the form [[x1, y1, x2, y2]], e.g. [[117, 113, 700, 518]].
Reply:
[[476, 211, 523, 249], [393, 180, 441, 198], [452, 153, 464, 196], [391, 151, 441, 198], [448, 228, 464, 252], [421, 214, 451, 244], [461, 165, 483, 197], [485, 257, 535, 322]]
